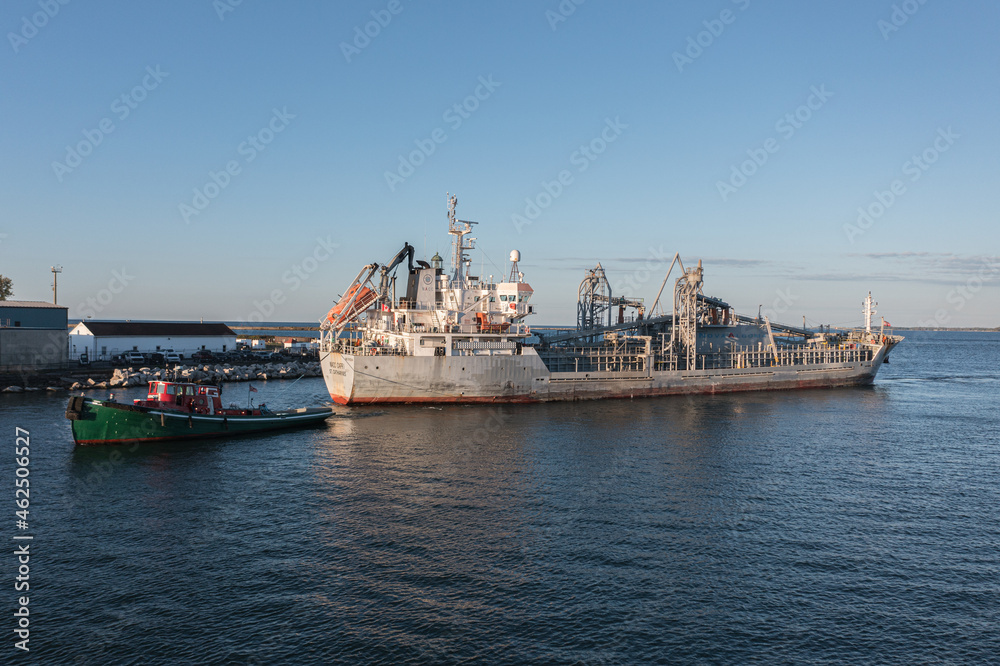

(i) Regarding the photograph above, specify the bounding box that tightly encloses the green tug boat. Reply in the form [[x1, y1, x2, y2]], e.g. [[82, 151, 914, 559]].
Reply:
[[66, 380, 334, 446]]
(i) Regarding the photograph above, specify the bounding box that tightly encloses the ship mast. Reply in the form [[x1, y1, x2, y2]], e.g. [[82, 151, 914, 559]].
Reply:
[[863, 291, 877, 333], [447, 193, 477, 285]]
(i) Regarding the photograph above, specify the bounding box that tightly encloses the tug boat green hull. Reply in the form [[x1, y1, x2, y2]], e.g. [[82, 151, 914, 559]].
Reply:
[[66, 397, 334, 446]]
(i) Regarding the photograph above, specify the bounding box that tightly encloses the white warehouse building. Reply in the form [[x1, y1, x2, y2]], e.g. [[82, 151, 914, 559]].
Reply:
[[69, 322, 237, 361]]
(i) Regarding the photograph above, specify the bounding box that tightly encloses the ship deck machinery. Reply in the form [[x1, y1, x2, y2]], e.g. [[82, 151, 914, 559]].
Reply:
[[319, 195, 902, 404]]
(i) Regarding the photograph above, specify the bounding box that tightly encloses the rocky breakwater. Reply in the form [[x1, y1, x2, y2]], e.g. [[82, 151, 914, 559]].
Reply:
[[69, 361, 323, 391]]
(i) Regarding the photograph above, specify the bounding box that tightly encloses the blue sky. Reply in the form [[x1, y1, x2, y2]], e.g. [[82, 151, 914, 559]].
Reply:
[[2, 0, 998, 328]]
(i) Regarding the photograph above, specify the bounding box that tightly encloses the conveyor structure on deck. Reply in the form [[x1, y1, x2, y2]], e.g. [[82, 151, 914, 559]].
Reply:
[[538, 292, 812, 346]]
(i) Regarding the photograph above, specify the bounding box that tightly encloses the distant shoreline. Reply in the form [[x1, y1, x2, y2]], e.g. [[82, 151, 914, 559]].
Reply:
[[65, 321, 999, 333], [893, 327, 1000, 332]]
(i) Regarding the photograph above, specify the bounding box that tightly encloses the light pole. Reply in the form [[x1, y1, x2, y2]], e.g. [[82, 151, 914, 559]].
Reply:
[[51, 265, 62, 304]]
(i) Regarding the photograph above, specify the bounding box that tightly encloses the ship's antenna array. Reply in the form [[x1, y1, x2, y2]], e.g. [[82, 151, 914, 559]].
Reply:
[[446, 192, 478, 284]]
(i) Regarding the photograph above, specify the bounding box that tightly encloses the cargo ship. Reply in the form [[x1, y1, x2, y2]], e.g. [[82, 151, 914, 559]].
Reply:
[[319, 194, 902, 404]]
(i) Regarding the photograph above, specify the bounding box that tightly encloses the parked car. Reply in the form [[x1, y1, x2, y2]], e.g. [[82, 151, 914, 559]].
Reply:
[[191, 350, 215, 363], [217, 351, 246, 364], [125, 352, 145, 365], [164, 352, 182, 365], [147, 352, 165, 366]]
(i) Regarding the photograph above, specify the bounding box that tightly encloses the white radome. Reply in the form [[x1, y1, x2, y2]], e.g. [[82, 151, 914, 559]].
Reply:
[[510, 250, 520, 262]]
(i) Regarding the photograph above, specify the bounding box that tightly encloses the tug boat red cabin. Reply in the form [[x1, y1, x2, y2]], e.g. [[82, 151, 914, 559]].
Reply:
[[133, 381, 270, 416]]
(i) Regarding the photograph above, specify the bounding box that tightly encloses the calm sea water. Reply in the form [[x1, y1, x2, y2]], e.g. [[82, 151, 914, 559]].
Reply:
[[1, 331, 998, 664]]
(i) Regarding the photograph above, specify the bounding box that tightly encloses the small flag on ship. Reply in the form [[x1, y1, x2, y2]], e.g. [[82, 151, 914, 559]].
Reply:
[[249, 385, 258, 393]]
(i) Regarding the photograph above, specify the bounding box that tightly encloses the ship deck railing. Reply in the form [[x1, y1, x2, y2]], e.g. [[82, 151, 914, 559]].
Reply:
[[539, 343, 876, 373], [328, 343, 409, 357], [340, 320, 530, 337], [658, 345, 876, 372]]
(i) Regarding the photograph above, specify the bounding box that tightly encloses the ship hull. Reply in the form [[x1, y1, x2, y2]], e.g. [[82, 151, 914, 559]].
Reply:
[[66, 397, 334, 445], [321, 344, 892, 405]]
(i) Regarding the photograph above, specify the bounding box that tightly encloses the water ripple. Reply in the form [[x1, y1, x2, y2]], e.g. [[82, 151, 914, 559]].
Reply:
[[2, 333, 998, 663]]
